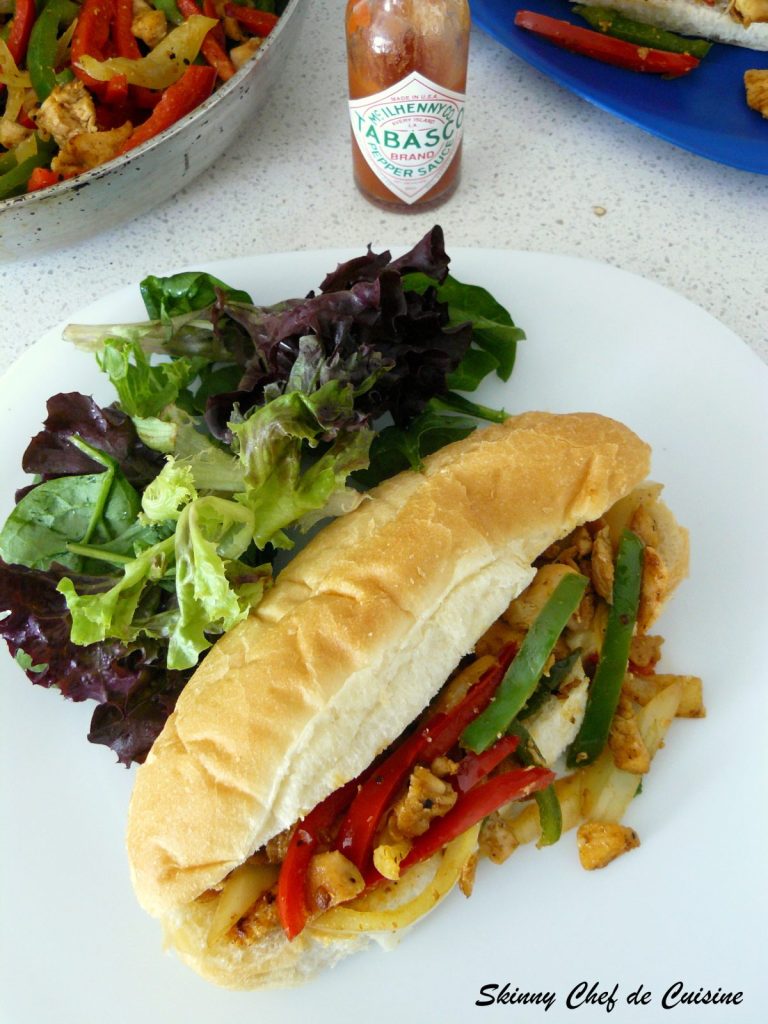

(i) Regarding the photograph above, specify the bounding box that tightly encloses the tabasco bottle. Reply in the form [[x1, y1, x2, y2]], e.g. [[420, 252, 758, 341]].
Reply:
[[345, 0, 471, 209]]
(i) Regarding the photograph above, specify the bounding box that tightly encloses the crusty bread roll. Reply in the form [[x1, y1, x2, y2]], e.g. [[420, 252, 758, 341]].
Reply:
[[127, 411, 654, 988], [569, 0, 768, 50]]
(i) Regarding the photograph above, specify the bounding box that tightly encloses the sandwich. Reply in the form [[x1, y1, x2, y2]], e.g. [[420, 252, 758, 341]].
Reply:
[[126, 410, 698, 989], [569, 0, 768, 49]]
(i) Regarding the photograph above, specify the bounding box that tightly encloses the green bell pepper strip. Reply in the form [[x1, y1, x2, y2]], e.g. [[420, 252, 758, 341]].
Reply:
[[461, 571, 589, 754], [150, 0, 184, 26], [519, 647, 581, 720], [507, 720, 562, 847], [0, 149, 18, 175], [27, 0, 80, 103], [534, 785, 563, 846], [0, 134, 56, 199], [573, 6, 712, 59], [566, 529, 644, 768]]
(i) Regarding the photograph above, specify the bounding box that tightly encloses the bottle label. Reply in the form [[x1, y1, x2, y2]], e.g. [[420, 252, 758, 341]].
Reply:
[[349, 72, 465, 205]]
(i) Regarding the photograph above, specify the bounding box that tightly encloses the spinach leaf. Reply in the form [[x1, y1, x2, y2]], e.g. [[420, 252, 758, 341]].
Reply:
[[0, 470, 140, 571], [403, 272, 525, 382], [353, 404, 478, 489], [140, 271, 252, 320]]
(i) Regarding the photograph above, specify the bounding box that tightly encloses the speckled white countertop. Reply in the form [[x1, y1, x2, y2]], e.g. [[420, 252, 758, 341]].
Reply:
[[1, 0, 766, 369]]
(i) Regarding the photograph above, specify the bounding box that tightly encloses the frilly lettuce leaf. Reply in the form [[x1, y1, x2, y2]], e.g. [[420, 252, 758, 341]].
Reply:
[[96, 337, 204, 419], [58, 496, 271, 670], [169, 497, 268, 668], [141, 458, 198, 523], [230, 379, 373, 549]]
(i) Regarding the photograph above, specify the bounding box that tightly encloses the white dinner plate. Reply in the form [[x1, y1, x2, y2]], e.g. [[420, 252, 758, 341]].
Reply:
[[1, 248, 766, 1024]]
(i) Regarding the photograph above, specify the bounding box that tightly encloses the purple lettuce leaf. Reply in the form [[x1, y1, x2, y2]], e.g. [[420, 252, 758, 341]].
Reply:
[[0, 559, 190, 765], [204, 226, 470, 438], [20, 392, 164, 498]]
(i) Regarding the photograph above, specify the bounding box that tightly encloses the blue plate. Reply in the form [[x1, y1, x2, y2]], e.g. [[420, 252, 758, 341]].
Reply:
[[472, 0, 768, 173]]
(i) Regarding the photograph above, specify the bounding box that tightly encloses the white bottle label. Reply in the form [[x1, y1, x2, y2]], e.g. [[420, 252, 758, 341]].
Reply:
[[349, 71, 465, 205]]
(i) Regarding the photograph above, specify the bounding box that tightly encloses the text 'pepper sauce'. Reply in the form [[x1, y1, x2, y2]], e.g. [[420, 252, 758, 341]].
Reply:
[[345, 0, 471, 209]]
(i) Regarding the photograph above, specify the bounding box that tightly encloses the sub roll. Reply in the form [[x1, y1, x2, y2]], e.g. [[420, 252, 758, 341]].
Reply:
[[126, 411, 694, 989], [568, 0, 768, 50]]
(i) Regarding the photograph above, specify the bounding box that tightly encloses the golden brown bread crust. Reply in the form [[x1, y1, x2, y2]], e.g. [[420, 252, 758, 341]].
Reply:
[[126, 412, 651, 920]]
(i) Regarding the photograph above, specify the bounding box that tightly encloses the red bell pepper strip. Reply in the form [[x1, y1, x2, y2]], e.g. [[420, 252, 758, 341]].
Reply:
[[276, 777, 361, 941], [72, 0, 115, 96], [423, 642, 518, 761], [117, 64, 217, 153], [335, 728, 429, 873], [103, 72, 129, 106], [7, 0, 37, 66], [224, 2, 278, 36], [399, 765, 554, 871], [177, 0, 236, 81], [112, 0, 160, 108], [514, 11, 700, 77], [203, 0, 227, 48], [455, 734, 519, 793], [335, 643, 518, 872], [26, 167, 61, 192]]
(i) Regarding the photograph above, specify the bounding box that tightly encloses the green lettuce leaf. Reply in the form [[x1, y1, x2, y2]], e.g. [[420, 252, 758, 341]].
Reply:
[[168, 497, 268, 668], [141, 458, 198, 523], [96, 338, 204, 419], [230, 381, 373, 549], [58, 497, 271, 670]]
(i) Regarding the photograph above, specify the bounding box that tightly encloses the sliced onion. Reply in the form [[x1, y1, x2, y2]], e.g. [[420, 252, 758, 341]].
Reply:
[[309, 825, 480, 935], [206, 861, 279, 948]]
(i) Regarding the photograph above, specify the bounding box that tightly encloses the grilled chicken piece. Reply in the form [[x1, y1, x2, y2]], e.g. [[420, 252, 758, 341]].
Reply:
[[577, 822, 640, 870], [52, 123, 133, 177], [731, 0, 768, 25], [745, 69, 768, 118], [35, 81, 97, 147]]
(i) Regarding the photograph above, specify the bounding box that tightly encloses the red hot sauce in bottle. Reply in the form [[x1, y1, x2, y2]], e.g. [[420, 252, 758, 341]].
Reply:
[[345, 0, 471, 209]]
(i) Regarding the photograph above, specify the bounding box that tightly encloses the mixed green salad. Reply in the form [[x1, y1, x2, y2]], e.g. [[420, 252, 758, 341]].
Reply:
[[0, 227, 523, 765]]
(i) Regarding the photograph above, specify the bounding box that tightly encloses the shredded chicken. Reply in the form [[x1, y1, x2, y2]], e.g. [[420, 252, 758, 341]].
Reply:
[[474, 619, 522, 658], [569, 585, 596, 632], [504, 563, 580, 630], [373, 838, 412, 880], [577, 822, 640, 870], [590, 525, 614, 603], [265, 825, 295, 864], [745, 69, 768, 118], [132, 8, 168, 48], [0, 117, 32, 149], [307, 851, 364, 912], [637, 546, 669, 633], [231, 37, 264, 71], [608, 694, 651, 773], [230, 888, 280, 945], [629, 501, 660, 550], [478, 812, 519, 864], [35, 80, 97, 147], [52, 122, 133, 177], [430, 756, 459, 778], [430, 655, 496, 715], [392, 765, 457, 839], [731, 0, 768, 25], [629, 634, 663, 672]]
